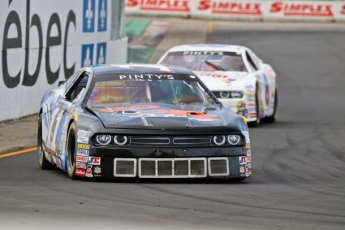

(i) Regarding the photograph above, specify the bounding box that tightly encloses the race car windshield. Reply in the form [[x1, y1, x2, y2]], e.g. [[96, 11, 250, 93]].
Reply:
[[86, 75, 217, 107], [160, 51, 247, 72]]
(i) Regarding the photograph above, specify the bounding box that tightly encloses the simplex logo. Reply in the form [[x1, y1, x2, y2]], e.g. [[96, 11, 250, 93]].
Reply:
[[1, 0, 108, 89]]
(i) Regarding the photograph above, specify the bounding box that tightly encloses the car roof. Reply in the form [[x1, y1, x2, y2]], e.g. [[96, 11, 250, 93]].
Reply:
[[90, 64, 193, 76], [165, 44, 246, 53]]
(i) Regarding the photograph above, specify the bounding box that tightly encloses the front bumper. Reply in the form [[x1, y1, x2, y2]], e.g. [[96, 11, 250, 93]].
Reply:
[[75, 146, 252, 179]]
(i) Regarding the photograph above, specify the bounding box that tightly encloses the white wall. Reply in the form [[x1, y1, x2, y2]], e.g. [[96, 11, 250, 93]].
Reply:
[[126, 0, 345, 22], [0, 0, 127, 121]]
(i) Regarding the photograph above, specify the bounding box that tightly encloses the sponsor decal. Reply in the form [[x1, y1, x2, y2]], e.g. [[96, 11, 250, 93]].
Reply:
[[270, 2, 333, 17], [76, 156, 88, 162], [78, 143, 90, 149], [93, 166, 102, 177], [77, 136, 89, 144], [85, 165, 93, 177], [239, 165, 245, 174], [198, 0, 262, 16], [245, 143, 251, 149], [247, 149, 251, 156], [247, 163, 252, 169], [245, 165, 250, 177], [247, 156, 251, 162], [247, 93, 255, 97], [76, 162, 87, 169], [183, 51, 223, 55], [239, 156, 247, 165], [88, 156, 101, 165], [78, 130, 91, 137], [126, 0, 190, 12], [198, 73, 228, 79], [76, 168, 86, 176], [77, 148, 89, 156]]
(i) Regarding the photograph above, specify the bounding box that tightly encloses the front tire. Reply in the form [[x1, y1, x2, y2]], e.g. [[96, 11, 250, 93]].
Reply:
[[37, 113, 54, 169], [264, 88, 278, 123], [248, 89, 260, 127], [66, 123, 77, 179]]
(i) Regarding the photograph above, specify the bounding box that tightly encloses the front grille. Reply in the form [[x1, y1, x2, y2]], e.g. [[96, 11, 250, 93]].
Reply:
[[114, 159, 136, 177], [173, 137, 211, 145], [129, 136, 170, 145], [139, 158, 207, 178], [129, 136, 212, 146], [113, 157, 230, 178], [208, 158, 229, 176]]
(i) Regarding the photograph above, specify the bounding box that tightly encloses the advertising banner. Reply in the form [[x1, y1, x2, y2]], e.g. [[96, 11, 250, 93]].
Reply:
[[125, 0, 345, 22], [0, 0, 127, 121]]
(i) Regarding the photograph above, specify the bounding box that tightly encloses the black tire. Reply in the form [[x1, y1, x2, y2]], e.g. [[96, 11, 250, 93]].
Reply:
[[264, 88, 278, 123], [248, 89, 260, 127], [37, 113, 55, 169], [66, 123, 77, 179]]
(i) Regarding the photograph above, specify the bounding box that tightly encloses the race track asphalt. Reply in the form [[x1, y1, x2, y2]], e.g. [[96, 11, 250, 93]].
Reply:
[[0, 17, 345, 230]]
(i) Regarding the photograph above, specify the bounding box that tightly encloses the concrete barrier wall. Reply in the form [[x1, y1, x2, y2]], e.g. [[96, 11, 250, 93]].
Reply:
[[0, 0, 127, 122], [125, 0, 345, 22]]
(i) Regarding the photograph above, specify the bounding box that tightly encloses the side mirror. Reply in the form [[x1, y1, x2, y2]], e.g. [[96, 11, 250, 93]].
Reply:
[[58, 81, 66, 86]]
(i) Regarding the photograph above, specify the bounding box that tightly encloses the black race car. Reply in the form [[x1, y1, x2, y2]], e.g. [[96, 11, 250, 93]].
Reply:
[[37, 64, 252, 180]]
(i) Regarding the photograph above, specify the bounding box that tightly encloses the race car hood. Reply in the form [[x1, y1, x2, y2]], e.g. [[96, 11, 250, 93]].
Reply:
[[88, 103, 236, 129], [194, 71, 247, 90]]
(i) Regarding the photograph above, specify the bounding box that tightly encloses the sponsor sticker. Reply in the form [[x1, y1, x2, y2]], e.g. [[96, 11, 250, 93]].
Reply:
[[247, 149, 251, 156], [78, 143, 90, 149], [246, 144, 251, 149], [245, 165, 250, 177], [239, 156, 247, 165], [85, 165, 93, 177], [77, 136, 89, 144], [76, 156, 88, 162], [77, 148, 89, 156], [76, 162, 87, 169], [78, 130, 91, 137], [239, 165, 245, 174], [247, 156, 251, 162], [76, 168, 86, 177], [93, 166, 101, 177], [88, 156, 101, 165]]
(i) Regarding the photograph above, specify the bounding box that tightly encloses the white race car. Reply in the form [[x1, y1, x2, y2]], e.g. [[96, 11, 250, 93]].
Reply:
[[157, 44, 277, 126]]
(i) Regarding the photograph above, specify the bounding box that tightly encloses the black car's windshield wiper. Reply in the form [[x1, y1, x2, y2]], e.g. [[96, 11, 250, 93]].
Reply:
[[203, 60, 226, 71]]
